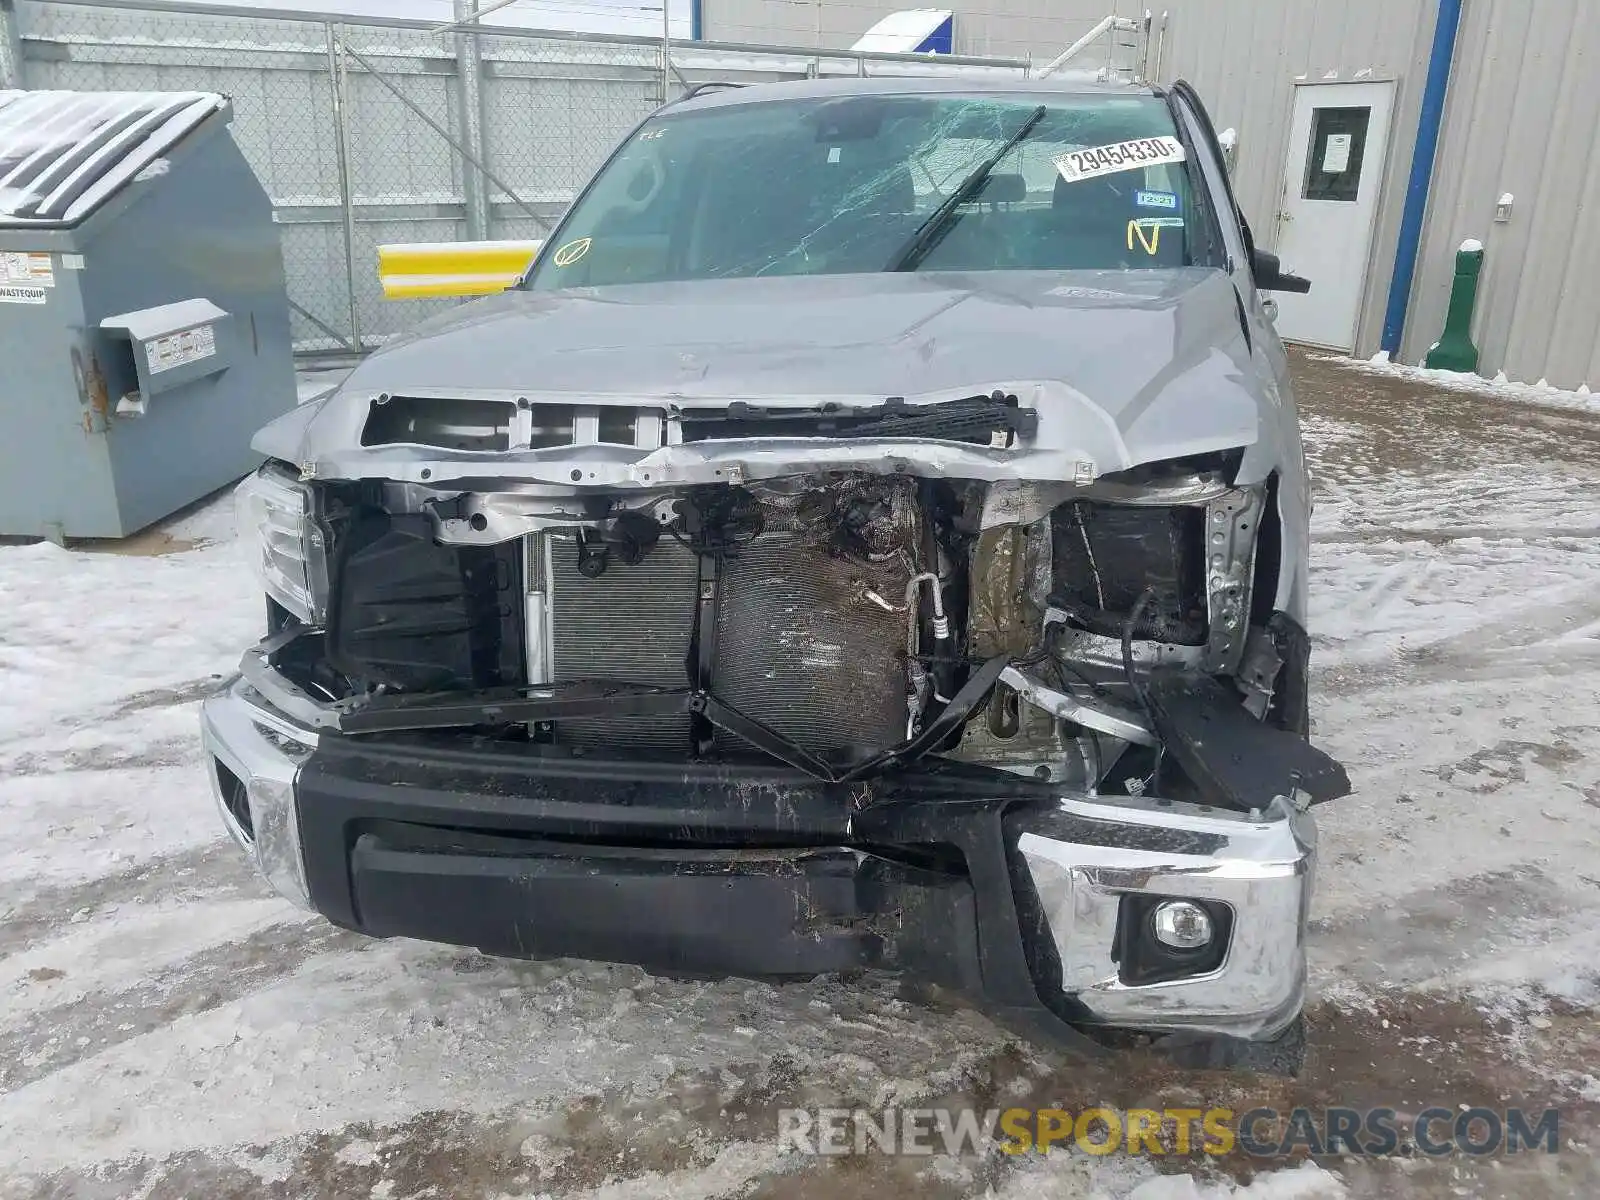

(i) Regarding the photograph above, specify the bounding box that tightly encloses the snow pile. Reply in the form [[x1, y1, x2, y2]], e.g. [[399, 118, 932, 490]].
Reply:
[[1327, 352, 1599, 416], [0, 524, 258, 740]]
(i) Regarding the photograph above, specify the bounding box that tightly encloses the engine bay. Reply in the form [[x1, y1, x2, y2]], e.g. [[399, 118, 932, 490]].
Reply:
[[257, 451, 1351, 811]]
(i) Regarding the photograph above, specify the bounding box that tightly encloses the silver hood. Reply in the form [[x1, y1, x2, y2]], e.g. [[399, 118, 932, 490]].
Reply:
[[261, 268, 1278, 487]]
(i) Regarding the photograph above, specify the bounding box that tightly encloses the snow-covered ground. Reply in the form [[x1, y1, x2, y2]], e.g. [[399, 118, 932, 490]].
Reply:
[[1321, 351, 1600, 418], [0, 351, 1597, 1199]]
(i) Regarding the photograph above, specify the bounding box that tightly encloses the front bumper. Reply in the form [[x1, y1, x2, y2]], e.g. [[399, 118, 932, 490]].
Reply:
[[200, 666, 1317, 1052]]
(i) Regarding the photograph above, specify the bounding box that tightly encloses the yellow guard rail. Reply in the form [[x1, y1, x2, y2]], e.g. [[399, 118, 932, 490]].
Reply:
[[377, 239, 542, 299]]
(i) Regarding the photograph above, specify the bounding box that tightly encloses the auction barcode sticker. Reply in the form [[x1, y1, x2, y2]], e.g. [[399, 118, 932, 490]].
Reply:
[[1053, 137, 1187, 184]]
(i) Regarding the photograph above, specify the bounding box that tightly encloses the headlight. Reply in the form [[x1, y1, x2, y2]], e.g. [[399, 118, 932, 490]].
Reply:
[[235, 463, 329, 625]]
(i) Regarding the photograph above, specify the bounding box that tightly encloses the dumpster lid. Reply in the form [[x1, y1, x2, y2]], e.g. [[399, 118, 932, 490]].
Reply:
[[102, 297, 227, 340], [0, 90, 225, 227]]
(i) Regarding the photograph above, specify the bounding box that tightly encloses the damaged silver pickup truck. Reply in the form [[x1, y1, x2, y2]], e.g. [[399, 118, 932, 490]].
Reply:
[[203, 76, 1349, 1069]]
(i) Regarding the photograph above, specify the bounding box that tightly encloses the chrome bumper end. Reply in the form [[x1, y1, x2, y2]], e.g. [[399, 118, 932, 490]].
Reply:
[[199, 676, 318, 910], [1014, 793, 1315, 1041]]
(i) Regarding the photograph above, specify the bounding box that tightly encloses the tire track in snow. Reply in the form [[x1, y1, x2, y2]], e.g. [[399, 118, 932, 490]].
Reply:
[[0, 917, 351, 1092], [6, 990, 1588, 1200], [0, 674, 231, 757], [0, 843, 260, 960], [0, 734, 202, 779], [1308, 867, 1593, 989]]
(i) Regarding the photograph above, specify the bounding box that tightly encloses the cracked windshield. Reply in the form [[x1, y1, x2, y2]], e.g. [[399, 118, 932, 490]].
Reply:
[[525, 92, 1218, 287]]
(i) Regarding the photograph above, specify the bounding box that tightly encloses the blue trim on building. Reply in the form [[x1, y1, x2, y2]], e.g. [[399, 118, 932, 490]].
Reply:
[[1381, 0, 1465, 356], [915, 15, 954, 55], [690, 0, 702, 41]]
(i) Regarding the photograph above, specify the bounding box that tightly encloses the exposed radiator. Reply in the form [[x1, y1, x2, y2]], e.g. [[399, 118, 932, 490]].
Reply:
[[717, 531, 910, 758], [537, 532, 698, 752], [529, 480, 919, 762]]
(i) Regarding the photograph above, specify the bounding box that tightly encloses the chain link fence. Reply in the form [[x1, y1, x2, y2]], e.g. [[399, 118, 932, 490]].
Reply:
[[1, 0, 1068, 354]]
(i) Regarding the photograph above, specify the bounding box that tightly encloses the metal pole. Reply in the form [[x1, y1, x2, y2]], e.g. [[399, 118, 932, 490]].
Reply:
[[1035, 16, 1137, 81], [326, 23, 363, 353], [661, 0, 670, 102], [453, 0, 489, 240], [1381, 0, 1466, 356], [1107, 0, 1119, 77], [430, 0, 520, 34]]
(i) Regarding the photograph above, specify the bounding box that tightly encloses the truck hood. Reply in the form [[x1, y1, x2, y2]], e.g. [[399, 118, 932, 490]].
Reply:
[[264, 268, 1279, 485]]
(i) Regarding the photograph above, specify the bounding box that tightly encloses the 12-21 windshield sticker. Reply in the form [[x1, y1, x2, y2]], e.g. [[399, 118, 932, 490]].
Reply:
[[1136, 189, 1182, 212], [1053, 136, 1187, 184]]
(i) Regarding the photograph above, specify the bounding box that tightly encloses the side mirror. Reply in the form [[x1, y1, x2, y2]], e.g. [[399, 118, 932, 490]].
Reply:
[[1253, 248, 1311, 294]]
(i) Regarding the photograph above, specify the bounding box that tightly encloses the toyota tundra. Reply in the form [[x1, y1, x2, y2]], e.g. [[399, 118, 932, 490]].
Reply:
[[203, 75, 1349, 1069]]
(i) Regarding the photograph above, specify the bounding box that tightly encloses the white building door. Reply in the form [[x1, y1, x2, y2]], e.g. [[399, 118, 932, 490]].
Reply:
[[1272, 82, 1395, 351]]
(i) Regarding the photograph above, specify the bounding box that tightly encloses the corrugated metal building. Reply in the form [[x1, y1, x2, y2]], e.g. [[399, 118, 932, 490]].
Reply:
[[704, 0, 1600, 388], [1160, 0, 1600, 389]]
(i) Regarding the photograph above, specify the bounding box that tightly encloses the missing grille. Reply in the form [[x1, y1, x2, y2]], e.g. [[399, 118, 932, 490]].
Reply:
[[362, 396, 515, 452]]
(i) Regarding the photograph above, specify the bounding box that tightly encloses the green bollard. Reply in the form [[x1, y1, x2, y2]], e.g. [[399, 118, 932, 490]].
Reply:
[[1424, 241, 1485, 372]]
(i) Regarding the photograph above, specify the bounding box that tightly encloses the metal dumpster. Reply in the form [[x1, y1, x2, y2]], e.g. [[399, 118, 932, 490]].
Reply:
[[0, 90, 296, 540]]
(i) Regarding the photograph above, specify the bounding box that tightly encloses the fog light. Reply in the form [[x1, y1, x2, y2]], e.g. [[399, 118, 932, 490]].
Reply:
[[1152, 900, 1214, 950]]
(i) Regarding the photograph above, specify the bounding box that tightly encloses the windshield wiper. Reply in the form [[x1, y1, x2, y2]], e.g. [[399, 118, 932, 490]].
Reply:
[[885, 104, 1047, 273]]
